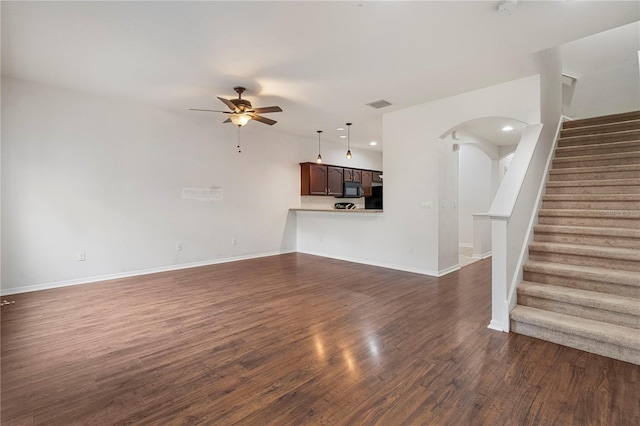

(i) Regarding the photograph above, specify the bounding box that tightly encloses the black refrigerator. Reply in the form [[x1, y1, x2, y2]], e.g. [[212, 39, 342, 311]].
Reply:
[[365, 186, 383, 209]]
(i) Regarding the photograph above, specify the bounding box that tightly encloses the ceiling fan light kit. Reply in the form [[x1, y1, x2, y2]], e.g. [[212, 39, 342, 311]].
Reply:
[[230, 113, 251, 127]]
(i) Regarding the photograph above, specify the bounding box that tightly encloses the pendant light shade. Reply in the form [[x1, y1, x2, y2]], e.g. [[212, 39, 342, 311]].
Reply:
[[345, 122, 352, 159], [316, 130, 323, 163]]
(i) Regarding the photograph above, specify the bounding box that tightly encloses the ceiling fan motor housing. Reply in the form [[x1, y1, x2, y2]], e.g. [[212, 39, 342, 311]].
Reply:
[[231, 98, 252, 111]]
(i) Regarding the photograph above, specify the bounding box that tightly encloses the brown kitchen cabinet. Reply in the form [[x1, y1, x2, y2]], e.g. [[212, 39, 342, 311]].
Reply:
[[300, 163, 344, 196], [327, 166, 344, 196], [300, 162, 381, 197], [343, 168, 354, 182], [300, 163, 328, 195], [361, 170, 373, 197], [344, 168, 362, 182]]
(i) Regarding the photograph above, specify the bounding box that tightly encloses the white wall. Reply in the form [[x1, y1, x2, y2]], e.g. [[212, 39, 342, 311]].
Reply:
[[562, 21, 640, 119], [385, 75, 540, 275], [296, 75, 541, 276], [458, 144, 493, 246], [1, 77, 381, 294]]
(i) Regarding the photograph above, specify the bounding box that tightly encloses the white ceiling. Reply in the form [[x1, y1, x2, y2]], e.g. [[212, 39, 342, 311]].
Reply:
[[460, 117, 527, 147], [2, 1, 638, 151]]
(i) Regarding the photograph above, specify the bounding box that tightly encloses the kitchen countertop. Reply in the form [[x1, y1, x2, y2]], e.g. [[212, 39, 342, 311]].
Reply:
[[290, 208, 383, 213]]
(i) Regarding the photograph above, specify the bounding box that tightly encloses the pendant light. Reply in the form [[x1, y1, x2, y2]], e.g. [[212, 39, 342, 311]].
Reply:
[[345, 122, 352, 159], [316, 130, 323, 163]]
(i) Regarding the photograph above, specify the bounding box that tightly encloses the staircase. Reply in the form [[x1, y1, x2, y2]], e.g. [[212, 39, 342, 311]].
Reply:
[[510, 110, 640, 365]]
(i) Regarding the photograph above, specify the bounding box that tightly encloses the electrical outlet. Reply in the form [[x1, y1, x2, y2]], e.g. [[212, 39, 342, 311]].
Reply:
[[231, 237, 237, 245], [176, 243, 182, 251], [77, 252, 86, 261]]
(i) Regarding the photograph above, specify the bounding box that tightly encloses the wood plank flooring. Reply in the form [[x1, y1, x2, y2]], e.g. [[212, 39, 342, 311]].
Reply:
[[1, 253, 639, 425]]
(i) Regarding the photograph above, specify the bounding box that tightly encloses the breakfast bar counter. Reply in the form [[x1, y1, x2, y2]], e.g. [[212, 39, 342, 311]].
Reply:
[[290, 208, 383, 214]]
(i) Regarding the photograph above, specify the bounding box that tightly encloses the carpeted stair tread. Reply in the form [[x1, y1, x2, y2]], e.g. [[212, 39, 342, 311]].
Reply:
[[549, 163, 640, 176], [523, 260, 640, 287], [528, 241, 640, 262], [533, 224, 640, 239], [518, 282, 640, 316], [558, 129, 640, 147], [546, 178, 640, 187], [539, 208, 640, 219], [542, 193, 640, 202], [553, 150, 640, 163], [563, 111, 640, 129], [510, 306, 640, 351], [560, 120, 640, 138], [555, 140, 640, 157]]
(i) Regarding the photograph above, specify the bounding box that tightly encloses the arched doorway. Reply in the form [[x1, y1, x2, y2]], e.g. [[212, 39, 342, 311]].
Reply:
[[440, 116, 527, 268]]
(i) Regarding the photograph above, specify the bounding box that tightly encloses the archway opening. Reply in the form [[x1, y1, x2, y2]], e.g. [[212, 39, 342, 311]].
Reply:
[[441, 116, 527, 268]]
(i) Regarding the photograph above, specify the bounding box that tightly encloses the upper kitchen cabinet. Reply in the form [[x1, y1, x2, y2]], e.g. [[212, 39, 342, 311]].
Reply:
[[343, 168, 354, 182], [300, 163, 344, 196], [300, 162, 382, 197], [343, 168, 362, 182], [300, 163, 328, 195], [361, 170, 373, 197], [327, 166, 344, 196]]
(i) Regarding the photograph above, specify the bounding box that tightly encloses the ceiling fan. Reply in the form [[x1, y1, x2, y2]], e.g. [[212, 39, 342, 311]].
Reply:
[[190, 86, 282, 126]]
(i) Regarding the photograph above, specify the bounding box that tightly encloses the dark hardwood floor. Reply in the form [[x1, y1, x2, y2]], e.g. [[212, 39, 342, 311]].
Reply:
[[1, 253, 638, 425]]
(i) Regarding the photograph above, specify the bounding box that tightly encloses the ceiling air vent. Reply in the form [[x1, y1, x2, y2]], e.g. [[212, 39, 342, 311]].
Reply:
[[366, 99, 392, 109]]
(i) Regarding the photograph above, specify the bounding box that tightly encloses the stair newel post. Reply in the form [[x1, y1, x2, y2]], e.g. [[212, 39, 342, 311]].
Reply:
[[488, 216, 511, 332]]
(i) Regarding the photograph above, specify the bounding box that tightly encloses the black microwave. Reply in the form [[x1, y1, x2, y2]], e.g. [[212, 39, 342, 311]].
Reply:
[[339, 181, 363, 198]]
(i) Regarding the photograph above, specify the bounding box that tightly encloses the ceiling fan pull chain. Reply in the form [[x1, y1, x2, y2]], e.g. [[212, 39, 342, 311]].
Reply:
[[237, 125, 242, 153]]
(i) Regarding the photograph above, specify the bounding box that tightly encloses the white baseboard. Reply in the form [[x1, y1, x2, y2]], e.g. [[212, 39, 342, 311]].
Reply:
[[296, 249, 440, 277], [3, 248, 472, 296], [472, 251, 492, 260], [487, 319, 507, 332], [0, 250, 295, 296], [438, 264, 460, 276]]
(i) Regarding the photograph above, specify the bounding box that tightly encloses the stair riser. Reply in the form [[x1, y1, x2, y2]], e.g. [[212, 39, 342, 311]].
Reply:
[[541, 200, 640, 210], [558, 130, 640, 147], [563, 112, 640, 129], [555, 143, 640, 158], [517, 295, 640, 329], [529, 251, 640, 272], [538, 216, 639, 229], [534, 233, 640, 250], [523, 271, 640, 298], [549, 169, 640, 181], [552, 156, 640, 168], [510, 320, 640, 365], [545, 185, 640, 195], [560, 121, 640, 138]]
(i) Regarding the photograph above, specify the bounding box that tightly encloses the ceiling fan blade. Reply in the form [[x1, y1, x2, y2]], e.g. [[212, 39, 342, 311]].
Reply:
[[250, 106, 282, 114], [248, 114, 277, 126], [217, 96, 239, 112], [189, 108, 230, 113], [223, 118, 231, 123]]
